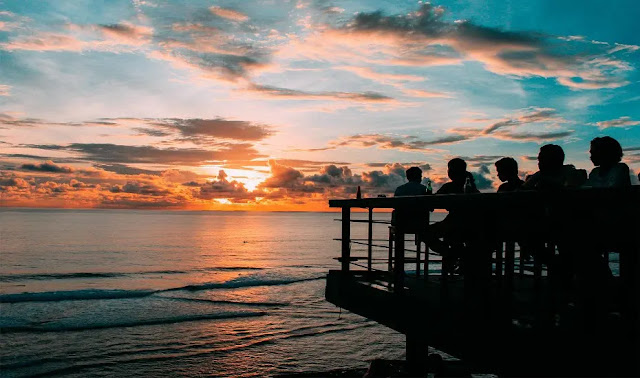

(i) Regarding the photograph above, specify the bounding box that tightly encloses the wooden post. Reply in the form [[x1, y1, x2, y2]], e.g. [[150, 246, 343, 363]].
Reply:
[[368, 207, 373, 272], [424, 213, 430, 278], [342, 207, 350, 272], [388, 227, 394, 272], [505, 241, 515, 286], [406, 334, 427, 375], [416, 235, 421, 277], [496, 242, 503, 279], [394, 230, 405, 293]]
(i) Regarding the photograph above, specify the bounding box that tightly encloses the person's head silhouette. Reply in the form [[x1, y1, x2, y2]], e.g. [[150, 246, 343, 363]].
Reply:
[[447, 158, 467, 183], [537, 144, 564, 173], [589, 136, 623, 168], [405, 166, 422, 183], [495, 157, 519, 182]]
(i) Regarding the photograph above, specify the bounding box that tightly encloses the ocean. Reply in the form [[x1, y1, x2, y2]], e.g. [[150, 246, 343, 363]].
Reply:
[[0, 209, 447, 377]]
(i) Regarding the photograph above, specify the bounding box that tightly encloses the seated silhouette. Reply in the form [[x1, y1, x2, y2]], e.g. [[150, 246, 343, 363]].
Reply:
[[428, 158, 479, 275], [584, 136, 631, 188], [392, 166, 428, 232], [495, 157, 524, 192], [522, 144, 586, 190]]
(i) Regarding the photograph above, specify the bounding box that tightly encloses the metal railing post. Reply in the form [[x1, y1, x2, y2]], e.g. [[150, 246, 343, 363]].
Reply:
[[342, 207, 350, 272], [368, 207, 373, 272]]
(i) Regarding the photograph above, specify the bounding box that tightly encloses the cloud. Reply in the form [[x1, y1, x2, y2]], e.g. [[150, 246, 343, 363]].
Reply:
[[403, 89, 452, 98], [481, 107, 561, 135], [593, 116, 640, 129], [209, 6, 249, 22], [149, 48, 269, 83], [299, 133, 466, 152], [337, 66, 425, 84], [148, 118, 273, 141], [2, 115, 275, 143], [282, 4, 632, 90], [96, 23, 153, 45], [0, 85, 10, 96], [246, 84, 395, 103], [194, 170, 254, 202], [94, 164, 162, 176], [25, 143, 263, 166], [365, 162, 432, 171], [1, 22, 153, 52], [300, 107, 573, 154], [260, 160, 304, 188], [21, 160, 74, 173], [471, 164, 494, 190], [109, 181, 170, 196], [450, 107, 573, 143]]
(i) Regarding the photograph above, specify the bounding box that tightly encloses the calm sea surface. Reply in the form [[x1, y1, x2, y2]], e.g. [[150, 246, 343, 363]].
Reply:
[[0, 209, 447, 377]]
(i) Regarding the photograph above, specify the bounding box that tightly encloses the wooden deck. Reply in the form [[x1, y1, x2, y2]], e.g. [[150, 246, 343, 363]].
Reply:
[[325, 187, 640, 376]]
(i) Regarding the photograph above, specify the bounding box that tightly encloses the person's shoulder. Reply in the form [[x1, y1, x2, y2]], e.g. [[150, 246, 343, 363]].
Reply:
[[436, 182, 454, 194], [613, 162, 630, 173]]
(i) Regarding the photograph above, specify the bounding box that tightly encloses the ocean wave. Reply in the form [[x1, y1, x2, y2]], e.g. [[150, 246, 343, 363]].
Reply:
[[0, 266, 265, 282], [0, 275, 325, 303], [0, 289, 155, 303], [171, 275, 325, 292], [162, 296, 287, 307], [0, 311, 266, 333]]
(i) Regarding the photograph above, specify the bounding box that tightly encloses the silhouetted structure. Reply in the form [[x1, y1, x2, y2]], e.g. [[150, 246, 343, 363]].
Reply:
[[495, 157, 524, 192], [327, 187, 640, 377]]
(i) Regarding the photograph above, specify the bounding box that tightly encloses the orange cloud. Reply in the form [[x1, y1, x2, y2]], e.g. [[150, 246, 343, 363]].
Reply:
[[209, 6, 249, 22], [593, 116, 640, 129]]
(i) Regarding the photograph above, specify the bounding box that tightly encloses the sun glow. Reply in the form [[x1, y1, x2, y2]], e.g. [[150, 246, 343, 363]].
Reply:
[[201, 166, 269, 192]]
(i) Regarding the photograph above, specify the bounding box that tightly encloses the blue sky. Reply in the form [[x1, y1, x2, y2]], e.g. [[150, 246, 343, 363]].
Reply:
[[0, 0, 638, 209]]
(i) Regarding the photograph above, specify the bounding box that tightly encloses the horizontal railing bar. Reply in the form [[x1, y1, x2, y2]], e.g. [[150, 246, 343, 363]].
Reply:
[[333, 219, 392, 224], [329, 186, 640, 209]]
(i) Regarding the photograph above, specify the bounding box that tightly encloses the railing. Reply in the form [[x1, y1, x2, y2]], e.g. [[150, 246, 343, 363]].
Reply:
[[329, 187, 640, 294]]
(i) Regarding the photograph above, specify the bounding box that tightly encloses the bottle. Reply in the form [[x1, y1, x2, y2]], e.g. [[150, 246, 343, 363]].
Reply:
[[356, 185, 361, 199], [426, 179, 433, 194], [464, 176, 472, 193]]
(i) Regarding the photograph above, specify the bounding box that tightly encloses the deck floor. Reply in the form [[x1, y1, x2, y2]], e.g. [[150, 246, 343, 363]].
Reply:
[[325, 270, 638, 377]]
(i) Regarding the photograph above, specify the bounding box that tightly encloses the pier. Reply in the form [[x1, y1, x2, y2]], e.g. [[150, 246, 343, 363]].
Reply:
[[326, 187, 640, 376]]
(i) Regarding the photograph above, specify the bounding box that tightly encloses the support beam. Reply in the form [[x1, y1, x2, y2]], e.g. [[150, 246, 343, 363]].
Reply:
[[342, 207, 350, 272], [394, 230, 405, 293], [368, 207, 373, 272]]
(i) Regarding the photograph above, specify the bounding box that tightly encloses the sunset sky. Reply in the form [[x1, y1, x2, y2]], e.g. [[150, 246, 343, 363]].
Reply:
[[1, 0, 639, 210]]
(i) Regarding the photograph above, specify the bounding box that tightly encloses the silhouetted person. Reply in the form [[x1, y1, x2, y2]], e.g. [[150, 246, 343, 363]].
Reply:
[[522, 144, 586, 190], [394, 167, 427, 196], [584, 136, 631, 188], [392, 167, 427, 232], [429, 158, 480, 275], [436, 158, 479, 194], [495, 157, 524, 192]]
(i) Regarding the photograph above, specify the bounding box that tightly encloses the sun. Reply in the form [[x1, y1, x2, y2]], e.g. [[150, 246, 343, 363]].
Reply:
[[200, 166, 270, 192]]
